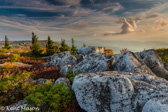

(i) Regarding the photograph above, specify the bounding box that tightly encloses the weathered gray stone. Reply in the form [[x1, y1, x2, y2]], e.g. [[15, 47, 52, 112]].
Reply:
[[72, 72, 134, 112], [114, 51, 154, 75], [44, 51, 72, 66], [72, 71, 168, 112], [59, 65, 73, 76], [57, 55, 78, 68], [76, 47, 96, 55], [142, 98, 168, 112], [54, 77, 71, 88], [74, 54, 84, 63], [137, 49, 168, 79], [73, 53, 107, 75]]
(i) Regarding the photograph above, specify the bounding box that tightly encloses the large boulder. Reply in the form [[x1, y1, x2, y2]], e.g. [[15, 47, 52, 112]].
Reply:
[[123, 72, 168, 111], [72, 71, 168, 112], [73, 53, 107, 75], [76, 47, 96, 55], [57, 55, 78, 68], [44, 51, 71, 66], [114, 51, 154, 75], [72, 72, 134, 112], [137, 49, 168, 79], [142, 98, 168, 112]]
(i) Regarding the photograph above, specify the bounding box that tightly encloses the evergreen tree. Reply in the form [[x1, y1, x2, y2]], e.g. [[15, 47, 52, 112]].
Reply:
[[46, 36, 56, 55], [71, 38, 77, 55], [30, 32, 42, 56], [4, 36, 11, 49], [59, 39, 70, 52]]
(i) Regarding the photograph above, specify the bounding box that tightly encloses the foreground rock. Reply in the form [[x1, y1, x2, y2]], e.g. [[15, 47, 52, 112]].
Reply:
[[114, 51, 154, 75], [73, 53, 107, 75], [54, 77, 70, 88], [72, 71, 168, 112], [137, 49, 168, 79], [142, 98, 168, 112]]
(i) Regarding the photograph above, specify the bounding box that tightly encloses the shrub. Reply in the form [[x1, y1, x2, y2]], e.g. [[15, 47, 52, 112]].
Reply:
[[0, 73, 35, 106], [118, 48, 129, 56], [32, 66, 62, 80], [2, 62, 15, 69], [9, 53, 20, 62], [155, 48, 168, 63], [25, 82, 72, 111], [0, 54, 4, 59], [66, 70, 83, 83]]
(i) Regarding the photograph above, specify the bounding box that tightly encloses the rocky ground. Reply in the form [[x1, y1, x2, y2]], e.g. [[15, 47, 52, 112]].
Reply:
[[3, 47, 168, 112]]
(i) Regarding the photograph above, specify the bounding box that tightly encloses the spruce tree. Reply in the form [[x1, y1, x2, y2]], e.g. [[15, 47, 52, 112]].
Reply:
[[71, 38, 77, 55], [46, 36, 55, 55], [4, 36, 11, 49], [30, 32, 42, 56], [59, 39, 70, 52]]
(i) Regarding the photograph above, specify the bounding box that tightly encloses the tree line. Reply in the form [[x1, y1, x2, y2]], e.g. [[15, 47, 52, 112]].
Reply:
[[2, 32, 80, 56]]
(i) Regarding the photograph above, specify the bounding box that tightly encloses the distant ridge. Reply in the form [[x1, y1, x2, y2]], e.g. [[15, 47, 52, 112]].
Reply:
[[0, 40, 61, 48]]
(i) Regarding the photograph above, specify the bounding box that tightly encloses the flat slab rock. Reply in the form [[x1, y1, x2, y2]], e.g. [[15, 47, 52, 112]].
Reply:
[[72, 71, 168, 112]]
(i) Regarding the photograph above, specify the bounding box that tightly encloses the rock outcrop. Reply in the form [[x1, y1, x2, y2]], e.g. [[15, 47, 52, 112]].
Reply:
[[44, 51, 71, 66], [114, 51, 154, 75], [59, 65, 73, 76], [72, 71, 168, 112], [73, 53, 107, 75], [54, 77, 70, 88], [76, 47, 96, 55], [137, 49, 168, 79], [57, 55, 78, 68], [142, 98, 168, 112]]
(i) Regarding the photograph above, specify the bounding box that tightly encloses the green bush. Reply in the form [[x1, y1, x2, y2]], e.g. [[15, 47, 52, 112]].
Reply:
[[155, 48, 168, 63], [25, 82, 72, 112], [0, 54, 4, 59], [66, 70, 83, 83], [9, 53, 21, 62], [0, 73, 35, 106]]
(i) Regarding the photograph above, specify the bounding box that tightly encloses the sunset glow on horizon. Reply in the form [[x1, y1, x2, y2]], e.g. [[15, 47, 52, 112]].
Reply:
[[0, 0, 168, 52]]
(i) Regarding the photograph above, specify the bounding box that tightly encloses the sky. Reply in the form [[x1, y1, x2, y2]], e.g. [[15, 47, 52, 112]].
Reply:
[[0, 0, 168, 52]]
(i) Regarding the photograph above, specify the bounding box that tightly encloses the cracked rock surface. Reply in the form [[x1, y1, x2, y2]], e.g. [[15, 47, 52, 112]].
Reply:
[[72, 71, 168, 112]]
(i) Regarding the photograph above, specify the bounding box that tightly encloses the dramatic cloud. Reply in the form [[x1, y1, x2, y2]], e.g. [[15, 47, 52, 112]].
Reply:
[[155, 18, 168, 27], [104, 13, 161, 36]]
